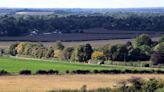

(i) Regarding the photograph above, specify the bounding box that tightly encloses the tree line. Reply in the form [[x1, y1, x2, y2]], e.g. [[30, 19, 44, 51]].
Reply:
[[0, 13, 164, 36], [1, 34, 163, 65]]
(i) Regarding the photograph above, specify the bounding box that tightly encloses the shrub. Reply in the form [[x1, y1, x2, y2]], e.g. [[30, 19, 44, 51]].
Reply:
[[138, 45, 153, 57], [65, 70, 70, 74], [156, 88, 164, 92], [19, 70, 32, 75], [54, 50, 63, 59], [128, 48, 141, 61], [144, 64, 150, 67], [155, 70, 164, 74], [124, 69, 133, 73], [48, 70, 59, 75], [71, 70, 91, 74], [91, 51, 105, 61], [96, 44, 111, 60], [36, 70, 48, 75], [159, 35, 164, 43], [0, 48, 4, 56], [128, 77, 144, 90], [15, 42, 28, 55], [151, 52, 164, 65], [93, 70, 99, 74], [134, 34, 153, 47], [139, 70, 153, 74], [45, 47, 54, 58], [7, 43, 18, 56], [0, 70, 10, 75], [63, 47, 74, 60], [55, 41, 65, 50], [97, 70, 122, 74], [143, 78, 164, 92], [36, 70, 59, 75], [154, 42, 164, 53]]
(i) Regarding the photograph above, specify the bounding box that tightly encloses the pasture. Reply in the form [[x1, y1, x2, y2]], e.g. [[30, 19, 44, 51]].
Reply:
[[0, 57, 163, 74]]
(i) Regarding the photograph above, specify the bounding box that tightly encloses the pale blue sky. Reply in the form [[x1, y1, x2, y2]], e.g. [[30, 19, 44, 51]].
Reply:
[[0, 0, 164, 8]]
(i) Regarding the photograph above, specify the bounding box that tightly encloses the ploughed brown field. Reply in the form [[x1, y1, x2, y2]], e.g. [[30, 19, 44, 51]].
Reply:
[[0, 28, 163, 42], [0, 74, 164, 92]]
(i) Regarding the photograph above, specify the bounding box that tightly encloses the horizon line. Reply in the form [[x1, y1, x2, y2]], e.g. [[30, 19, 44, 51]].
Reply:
[[1, 7, 164, 9]]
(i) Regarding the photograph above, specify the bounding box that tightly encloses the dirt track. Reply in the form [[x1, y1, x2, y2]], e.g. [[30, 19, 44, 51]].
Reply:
[[0, 74, 164, 92]]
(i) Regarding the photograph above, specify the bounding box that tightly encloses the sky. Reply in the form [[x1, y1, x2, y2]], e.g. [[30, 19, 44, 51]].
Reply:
[[0, 0, 164, 8]]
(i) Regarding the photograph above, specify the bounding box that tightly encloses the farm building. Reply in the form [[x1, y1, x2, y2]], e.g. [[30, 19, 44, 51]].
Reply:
[[16, 12, 54, 15]]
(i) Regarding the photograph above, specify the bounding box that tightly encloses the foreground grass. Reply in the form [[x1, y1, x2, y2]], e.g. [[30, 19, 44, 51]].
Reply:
[[0, 57, 163, 74]]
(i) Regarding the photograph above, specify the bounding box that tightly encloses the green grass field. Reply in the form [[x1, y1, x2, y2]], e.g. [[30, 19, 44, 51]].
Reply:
[[0, 56, 163, 74]]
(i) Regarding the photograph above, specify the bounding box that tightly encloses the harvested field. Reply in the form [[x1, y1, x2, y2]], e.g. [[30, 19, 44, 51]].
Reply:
[[0, 37, 160, 48], [0, 74, 164, 92]]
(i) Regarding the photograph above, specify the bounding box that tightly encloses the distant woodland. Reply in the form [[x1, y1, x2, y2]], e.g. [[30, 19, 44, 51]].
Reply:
[[0, 12, 164, 36]]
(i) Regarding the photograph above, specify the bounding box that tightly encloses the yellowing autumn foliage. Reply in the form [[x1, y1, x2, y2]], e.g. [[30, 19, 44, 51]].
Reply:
[[54, 50, 63, 59], [92, 51, 105, 60], [15, 42, 27, 54]]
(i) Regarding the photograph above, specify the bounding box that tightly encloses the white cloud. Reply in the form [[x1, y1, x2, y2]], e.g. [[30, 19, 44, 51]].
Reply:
[[0, 0, 164, 8]]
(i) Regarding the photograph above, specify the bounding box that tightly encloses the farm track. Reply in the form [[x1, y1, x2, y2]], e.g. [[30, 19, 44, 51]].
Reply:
[[0, 74, 164, 92]]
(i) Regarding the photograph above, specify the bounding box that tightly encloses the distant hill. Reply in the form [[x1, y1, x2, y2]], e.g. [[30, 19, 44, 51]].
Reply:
[[0, 8, 164, 15]]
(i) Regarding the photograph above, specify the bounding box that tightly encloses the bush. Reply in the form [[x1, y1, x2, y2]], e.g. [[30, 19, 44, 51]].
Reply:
[[144, 78, 160, 92], [0, 70, 10, 75], [7, 43, 18, 56], [19, 70, 32, 75], [144, 64, 150, 67], [91, 51, 105, 60], [0, 48, 4, 56], [65, 70, 70, 74], [154, 42, 164, 53], [63, 47, 74, 60], [155, 70, 164, 74], [71, 70, 91, 74], [93, 70, 122, 74], [128, 77, 144, 90], [124, 69, 133, 73], [134, 34, 153, 47], [36, 70, 59, 75], [139, 70, 153, 74], [48, 70, 59, 75], [55, 41, 65, 50], [159, 35, 164, 43], [36, 70, 48, 75], [151, 52, 164, 65], [93, 70, 99, 74], [54, 50, 63, 59]]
